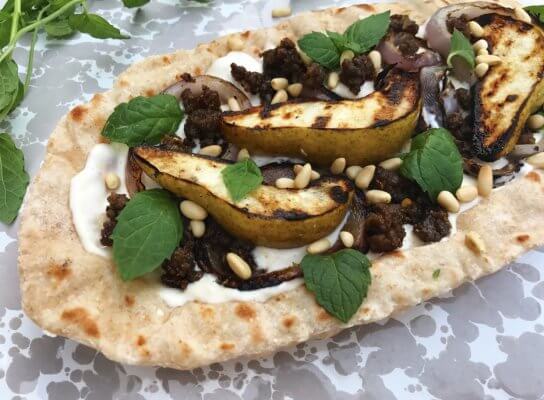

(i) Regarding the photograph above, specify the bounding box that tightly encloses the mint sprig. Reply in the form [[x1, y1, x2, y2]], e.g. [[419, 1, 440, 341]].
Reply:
[[221, 158, 263, 202], [525, 5, 544, 24], [0, 133, 29, 224], [447, 29, 475, 69]]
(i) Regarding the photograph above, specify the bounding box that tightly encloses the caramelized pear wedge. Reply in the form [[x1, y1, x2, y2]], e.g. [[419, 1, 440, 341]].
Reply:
[[221, 69, 421, 166], [133, 147, 354, 248], [474, 14, 544, 160]]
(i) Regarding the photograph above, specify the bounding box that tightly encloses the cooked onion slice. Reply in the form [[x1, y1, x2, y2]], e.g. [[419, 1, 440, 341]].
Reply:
[[377, 38, 441, 72], [420, 66, 446, 127]]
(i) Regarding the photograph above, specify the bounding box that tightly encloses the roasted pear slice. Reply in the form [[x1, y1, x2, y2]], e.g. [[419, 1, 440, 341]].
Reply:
[[133, 147, 353, 248], [474, 14, 544, 160], [221, 69, 421, 166]]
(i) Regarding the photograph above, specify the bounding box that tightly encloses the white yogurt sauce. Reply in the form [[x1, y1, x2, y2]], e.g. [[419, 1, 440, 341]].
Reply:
[[332, 81, 375, 99]]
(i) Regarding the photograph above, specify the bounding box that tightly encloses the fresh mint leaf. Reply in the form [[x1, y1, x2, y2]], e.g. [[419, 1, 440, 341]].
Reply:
[[0, 11, 12, 48], [123, 0, 150, 8], [432, 269, 441, 279], [447, 29, 475, 69], [101, 94, 184, 146], [302, 249, 372, 323], [400, 128, 463, 200], [221, 158, 263, 202], [297, 32, 340, 70], [45, 18, 74, 37], [0, 60, 19, 111], [0, 133, 29, 224], [112, 189, 183, 281], [525, 5, 544, 23], [326, 30, 361, 55], [69, 13, 130, 39], [344, 11, 390, 53]]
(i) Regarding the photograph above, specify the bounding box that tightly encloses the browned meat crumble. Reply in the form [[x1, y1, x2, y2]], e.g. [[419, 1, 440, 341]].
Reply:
[[100, 193, 129, 246], [180, 86, 223, 148], [161, 233, 204, 289], [390, 14, 419, 35], [339, 54, 376, 94]]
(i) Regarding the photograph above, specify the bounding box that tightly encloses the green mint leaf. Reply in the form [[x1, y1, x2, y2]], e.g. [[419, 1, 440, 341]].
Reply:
[[69, 13, 130, 39], [45, 19, 75, 38], [48, 0, 76, 13], [344, 11, 390, 53], [525, 5, 544, 23], [432, 269, 441, 279], [0, 133, 29, 224], [0, 60, 19, 111], [326, 30, 361, 55], [221, 158, 263, 202], [112, 189, 183, 281], [302, 249, 372, 323], [400, 128, 463, 200], [447, 29, 475, 69], [123, 0, 150, 8], [101, 94, 184, 146], [297, 32, 340, 70], [0, 11, 12, 48]]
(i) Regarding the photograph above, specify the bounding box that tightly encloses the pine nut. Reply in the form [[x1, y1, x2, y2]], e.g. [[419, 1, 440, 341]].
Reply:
[[456, 186, 478, 203], [477, 48, 489, 56], [272, 6, 291, 18], [477, 165, 493, 197], [226, 252, 252, 280], [190, 220, 206, 238], [475, 54, 501, 66], [104, 172, 120, 190], [295, 163, 312, 189], [327, 72, 339, 89], [465, 231, 486, 254], [472, 39, 488, 52], [271, 89, 288, 104], [310, 170, 320, 180], [355, 165, 376, 190], [293, 164, 302, 174], [307, 238, 331, 254], [368, 50, 382, 72], [298, 48, 313, 65], [437, 191, 460, 213], [340, 50, 355, 65], [379, 157, 402, 171], [237, 148, 250, 161], [199, 145, 222, 157], [227, 36, 244, 51], [180, 200, 207, 220], [528, 114, 544, 130], [271, 77, 288, 91], [275, 177, 295, 189], [468, 21, 484, 38], [366, 190, 391, 204], [401, 198, 413, 207], [227, 97, 241, 111], [346, 165, 363, 180], [475, 63, 489, 78], [340, 231, 354, 248], [514, 6, 532, 23], [527, 152, 544, 168], [330, 157, 346, 174], [287, 83, 303, 97]]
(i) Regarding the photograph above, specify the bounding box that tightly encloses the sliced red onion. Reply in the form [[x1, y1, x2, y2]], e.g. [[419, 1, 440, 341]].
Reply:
[[420, 66, 446, 127], [377, 39, 442, 72], [125, 149, 145, 197]]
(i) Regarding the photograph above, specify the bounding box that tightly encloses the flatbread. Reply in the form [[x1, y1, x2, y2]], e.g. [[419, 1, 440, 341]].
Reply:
[[18, 0, 543, 370]]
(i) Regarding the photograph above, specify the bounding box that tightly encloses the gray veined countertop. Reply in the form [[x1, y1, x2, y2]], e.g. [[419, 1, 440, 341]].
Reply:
[[1, 0, 544, 399]]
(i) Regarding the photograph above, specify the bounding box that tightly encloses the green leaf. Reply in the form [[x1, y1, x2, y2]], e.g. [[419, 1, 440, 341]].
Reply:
[[45, 18, 75, 37], [447, 29, 475, 69], [0, 133, 29, 224], [432, 269, 441, 279], [326, 30, 361, 55], [302, 249, 372, 323], [48, 0, 76, 13], [69, 13, 130, 39], [400, 128, 464, 200], [297, 32, 340, 70], [525, 5, 544, 23], [344, 11, 390, 53], [123, 0, 150, 8], [101, 94, 184, 146], [112, 189, 183, 281], [0, 11, 12, 48], [0, 60, 20, 121], [221, 158, 263, 202]]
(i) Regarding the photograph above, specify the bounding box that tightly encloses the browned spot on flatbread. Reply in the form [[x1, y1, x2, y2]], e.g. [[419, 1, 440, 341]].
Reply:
[[136, 335, 146, 346], [162, 55, 172, 65], [220, 342, 235, 351], [311, 116, 330, 128], [195, 67, 203, 75], [199, 305, 215, 319], [525, 171, 541, 182], [241, 31, 250, 38], [124, 295, 135, 307], [118, 79, 128, 88], [282, 316, 296, 329], [317, 310, 332, 322], [145, 89, 155, 97], [61, 308, 99, 338], [251, 325, 264, 344], [516, 234, 530, 243], [235, 304, 255, 320], [69, 105, 87, 122], [356, 4, 375, 11], [90, 93, 104, 106], [390, 250, 405, 259], [47, 262, 71, 281]]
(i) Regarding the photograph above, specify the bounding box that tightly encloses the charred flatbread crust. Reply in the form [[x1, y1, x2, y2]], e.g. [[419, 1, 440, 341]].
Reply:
[[18, 0, 543, 370]]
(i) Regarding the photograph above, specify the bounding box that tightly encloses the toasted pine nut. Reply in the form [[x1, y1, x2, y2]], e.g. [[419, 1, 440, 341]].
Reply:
[[330, 157, 346, 174], [271, 77, 288, 91], [528, 114, 544, 131], [275, 177, 295, 189], [180, 200, 207, 220], [295, 163, 312, 189], [468, 21, 484, 38], [527, 152, 544, 168], [465, 231, 486, 254], [340, 231, 354, 248], [437, 191, 460, 213], [237, 148, 250, 161], [307, 238, 331, 254], [401, 198, 413, 207], [475, 54, 501, 66], [340, 50, 355, 65], [477, 165, 493, 197], [355, 165, 376, 190], [327, 72, 339, 89], [472, 39, 488, 52], [271, 89, 288, 104], [227, 36, 244, 51], [287, 83, 303, 97], [293, 164, 303, 174], [475, 63, 489, 78], [379, 157, 402, 171], [477, 48, 489, 56], [199, 145, 222, 157], [310, 170, 320, 180], [190, 220, 206, 238], [368, 50, 382, 72], [104, 172, 120, 190], [227, 97, 241, 111], [226, 253, 252, 280], [366, 190, 391, 204], [456, 186, 478, 203], [514, 6, 532, 23], [346, 165, 363, 180], [272, 6, 291, 18]]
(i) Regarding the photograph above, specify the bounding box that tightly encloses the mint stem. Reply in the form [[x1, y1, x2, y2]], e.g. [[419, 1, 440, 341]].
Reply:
[[24, 6, 50, 94]]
